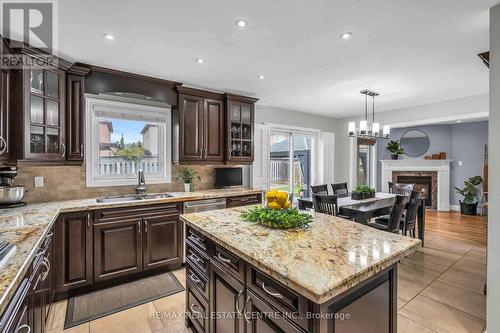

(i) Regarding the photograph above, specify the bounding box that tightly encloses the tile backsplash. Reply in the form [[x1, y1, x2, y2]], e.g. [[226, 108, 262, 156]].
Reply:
[[15, 165, 215, 203]]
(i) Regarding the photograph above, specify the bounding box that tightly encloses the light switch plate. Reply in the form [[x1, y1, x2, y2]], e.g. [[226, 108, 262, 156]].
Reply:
[[34, 176, 44, 188], [458, 161, 463, 166]]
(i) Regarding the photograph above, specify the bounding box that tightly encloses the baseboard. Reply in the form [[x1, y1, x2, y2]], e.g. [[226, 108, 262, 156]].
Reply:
[[450, 204, 460, 211]]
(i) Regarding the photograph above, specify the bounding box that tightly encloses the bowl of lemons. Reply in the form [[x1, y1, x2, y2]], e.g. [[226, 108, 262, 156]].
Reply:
[[240, 190, 313, 229]]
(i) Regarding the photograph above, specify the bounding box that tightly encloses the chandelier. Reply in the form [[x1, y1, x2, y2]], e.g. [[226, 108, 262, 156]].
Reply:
[[348, 90, 390, 140]]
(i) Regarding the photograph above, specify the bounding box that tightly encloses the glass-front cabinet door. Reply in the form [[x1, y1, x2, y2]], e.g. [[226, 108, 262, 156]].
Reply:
[[24, 65, 65, 162], [227, 100, 254, 163]]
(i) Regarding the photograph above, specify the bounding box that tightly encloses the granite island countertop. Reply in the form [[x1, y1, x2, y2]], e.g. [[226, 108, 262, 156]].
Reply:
[[0, 187, 263, 315], [181, 206, 421, 304]]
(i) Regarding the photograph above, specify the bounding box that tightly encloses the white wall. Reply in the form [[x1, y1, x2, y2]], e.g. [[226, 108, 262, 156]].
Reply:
[[335, 94, 489, 184], [488, 6, 500, 332]]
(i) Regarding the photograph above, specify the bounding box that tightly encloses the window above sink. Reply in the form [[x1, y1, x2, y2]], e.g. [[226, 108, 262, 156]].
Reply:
[[85, 94, 171, 187]]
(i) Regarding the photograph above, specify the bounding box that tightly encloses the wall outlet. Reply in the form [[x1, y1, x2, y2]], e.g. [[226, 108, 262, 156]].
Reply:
[[458, 161, 463, 166], [34, 176, 44, 188]]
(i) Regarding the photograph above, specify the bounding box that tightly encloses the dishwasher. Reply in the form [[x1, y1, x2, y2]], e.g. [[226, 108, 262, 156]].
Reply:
[[182, 198, 226, 262]]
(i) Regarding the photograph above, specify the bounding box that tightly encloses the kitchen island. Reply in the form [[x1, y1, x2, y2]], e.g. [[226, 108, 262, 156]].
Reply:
[[181, 206, 421, 333]]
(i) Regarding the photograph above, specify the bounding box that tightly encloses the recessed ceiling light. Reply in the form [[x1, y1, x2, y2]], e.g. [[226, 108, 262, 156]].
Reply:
[[236, 19, 248, 29], [258, 74, 265, 80], [196, 58, 205, 64], [103, 33, 115, 40], [340, 32, 353, 40], [456, 120, 462, 123]]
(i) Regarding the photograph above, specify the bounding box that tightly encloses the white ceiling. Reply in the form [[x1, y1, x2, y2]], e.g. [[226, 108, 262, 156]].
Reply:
[[58, 0, 497, 118]]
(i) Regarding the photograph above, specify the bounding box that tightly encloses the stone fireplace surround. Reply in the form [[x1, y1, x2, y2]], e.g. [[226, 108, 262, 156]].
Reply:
[[392, 171, 438, 209], [380, 159, 451, 211]]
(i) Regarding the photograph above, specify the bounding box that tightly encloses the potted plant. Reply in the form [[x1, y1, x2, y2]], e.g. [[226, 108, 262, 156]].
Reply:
[[454, 176, 483, 215], [176, 167, 201, 192], [386, 140, 404, 160], [351, 184, 376, 200]]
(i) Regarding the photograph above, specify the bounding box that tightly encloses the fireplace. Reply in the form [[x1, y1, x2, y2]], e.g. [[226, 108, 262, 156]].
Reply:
[[392, 171, 438, 209], [396, 176, 432, 207]]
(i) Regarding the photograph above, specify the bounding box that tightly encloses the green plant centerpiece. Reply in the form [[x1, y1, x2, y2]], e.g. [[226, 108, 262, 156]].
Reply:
[[176, 167, 200, 192], [351, 184, 376, 200], [386, 140, 404, 160], [240, 189, 313, 229], [454, 176, 482, 215]]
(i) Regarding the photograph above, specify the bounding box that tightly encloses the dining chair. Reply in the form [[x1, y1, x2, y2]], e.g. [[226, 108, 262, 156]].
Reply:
[[312, 194, 353, 220], [311, 184, 329, 195], [400, 191, 422, 237], [331, 182, 349, 196], [392, 183, 414, 196], [369, 195, 409, 233]]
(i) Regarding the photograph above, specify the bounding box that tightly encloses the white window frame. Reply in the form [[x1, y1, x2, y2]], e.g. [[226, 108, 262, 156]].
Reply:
[[85, 94, 171, 188]]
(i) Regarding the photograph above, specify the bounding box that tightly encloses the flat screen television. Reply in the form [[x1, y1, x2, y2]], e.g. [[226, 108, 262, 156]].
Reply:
[[214, 168, 242, 188]]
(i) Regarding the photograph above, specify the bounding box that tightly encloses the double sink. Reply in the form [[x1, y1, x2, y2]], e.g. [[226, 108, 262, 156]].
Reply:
[[96, 193, 173, 203]]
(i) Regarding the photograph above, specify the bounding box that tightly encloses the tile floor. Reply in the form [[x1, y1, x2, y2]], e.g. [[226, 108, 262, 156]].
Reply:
[[46, 234, 487, 333]]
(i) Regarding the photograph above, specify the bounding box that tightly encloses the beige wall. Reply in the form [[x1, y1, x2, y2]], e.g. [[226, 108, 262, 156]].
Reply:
[[15, 164, 215, 203]]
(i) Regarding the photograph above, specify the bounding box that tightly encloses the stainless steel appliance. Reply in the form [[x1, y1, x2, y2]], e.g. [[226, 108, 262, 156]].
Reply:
[[182, 198, 226, 262], [0, 167, 27, 207]]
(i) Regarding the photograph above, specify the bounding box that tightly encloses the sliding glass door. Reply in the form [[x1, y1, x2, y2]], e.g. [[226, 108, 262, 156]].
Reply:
[[269, 130, 315, 200]]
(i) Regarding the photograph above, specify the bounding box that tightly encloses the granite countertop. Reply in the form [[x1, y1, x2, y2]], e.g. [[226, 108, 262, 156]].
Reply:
[[0, 187, 262, 315], [181, 206, 421, 304]]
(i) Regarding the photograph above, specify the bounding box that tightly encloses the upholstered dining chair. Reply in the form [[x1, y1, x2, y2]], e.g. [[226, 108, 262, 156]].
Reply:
[[369, 195, 409, 233], [311, 184, 329, 195], [331, 182, 349, 196]]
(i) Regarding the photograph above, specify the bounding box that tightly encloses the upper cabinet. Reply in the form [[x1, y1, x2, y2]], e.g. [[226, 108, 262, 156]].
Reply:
[[0, 39, 13, 164], [225, 94, 258, 164], [177, 86, 225, 164]]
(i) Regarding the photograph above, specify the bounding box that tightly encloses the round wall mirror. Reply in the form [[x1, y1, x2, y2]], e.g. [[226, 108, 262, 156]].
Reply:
[[400, 129, 430, 157]]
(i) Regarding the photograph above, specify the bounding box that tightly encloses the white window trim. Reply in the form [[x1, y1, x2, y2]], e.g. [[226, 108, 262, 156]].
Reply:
[[85, 95, 171, 188], [348, 137, 377, 189]]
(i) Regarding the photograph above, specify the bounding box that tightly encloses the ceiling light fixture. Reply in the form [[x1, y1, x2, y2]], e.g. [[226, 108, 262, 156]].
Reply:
[[258, 74, 265, 80], [456, 120, 462, 123], [348, 90, 390, 140], [103, 33, 115, 40], [340, 32, 353, 40], [196, 58, 205, 64], [236, 19, 248, 29]]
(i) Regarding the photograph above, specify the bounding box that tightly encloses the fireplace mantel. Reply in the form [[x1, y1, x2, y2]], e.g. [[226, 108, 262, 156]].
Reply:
[[380, 159, 452, 211]]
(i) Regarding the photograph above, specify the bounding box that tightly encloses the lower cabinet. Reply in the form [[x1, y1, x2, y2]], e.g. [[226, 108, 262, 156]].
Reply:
[[143, 214, 181, 270], [209, 263, 245, 333], [0, 279, 30, 333], [54, 212, 93, 294], [93, 218, 143, 282]]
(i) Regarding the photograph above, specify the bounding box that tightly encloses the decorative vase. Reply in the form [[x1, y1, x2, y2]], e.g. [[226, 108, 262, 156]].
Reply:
[[391, 154, 399, 160], [184, 183, 191, 192], [460, 201, 478, 215]]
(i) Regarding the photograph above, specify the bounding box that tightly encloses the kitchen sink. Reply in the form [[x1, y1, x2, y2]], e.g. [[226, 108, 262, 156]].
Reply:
[[96, 193, 173, 203]]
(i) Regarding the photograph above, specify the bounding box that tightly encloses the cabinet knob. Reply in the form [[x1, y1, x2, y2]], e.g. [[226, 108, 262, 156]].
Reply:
[[0, 136, 7, 155]]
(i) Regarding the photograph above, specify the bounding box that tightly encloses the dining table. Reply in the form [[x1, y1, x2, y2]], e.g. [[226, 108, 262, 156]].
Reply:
[[297, 192, 426, 246]]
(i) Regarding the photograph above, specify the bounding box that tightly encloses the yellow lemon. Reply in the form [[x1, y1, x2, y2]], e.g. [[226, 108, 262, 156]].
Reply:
[[282, 201, 291, 209], [267, 201, 282, 210], [265, 191, 276, 202], [275, 191, 288, 205]]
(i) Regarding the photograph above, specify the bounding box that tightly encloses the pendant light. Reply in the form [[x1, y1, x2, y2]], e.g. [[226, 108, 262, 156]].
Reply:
[[348, 89, 390, 140]]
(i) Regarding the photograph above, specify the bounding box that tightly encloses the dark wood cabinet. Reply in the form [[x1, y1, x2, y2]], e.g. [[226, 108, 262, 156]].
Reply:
[[93, 218, 143, 282], [226, 193, 263, 208], [0, 38, 13, 164], [0, 279, 30, 333], [178, 86, 225, 164], [225, 94, 258, 164], [210, 262, 246, 333], [65, 64, 90, 164], [54, 212, 93, 294], [179, 93, 204, 162], [143, 214, 181, 270]]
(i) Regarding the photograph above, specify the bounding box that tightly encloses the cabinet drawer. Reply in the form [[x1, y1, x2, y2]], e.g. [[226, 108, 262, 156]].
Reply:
[[94, 203, 181, 223], [247, 266, 313, 331], [226, 193, 262, 208], [0, 278, 30, 333], [212, 245, 245, 282], [187, 288, 209, 333], [186, 263, 209, 300], [186, 226, 209, 253], [186, 241, 209, 277]]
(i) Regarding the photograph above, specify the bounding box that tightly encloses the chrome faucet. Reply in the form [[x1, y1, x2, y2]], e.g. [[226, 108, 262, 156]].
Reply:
[[136, 169, 147, 194]]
